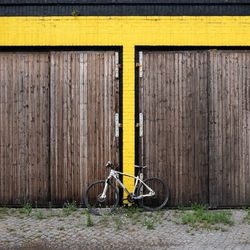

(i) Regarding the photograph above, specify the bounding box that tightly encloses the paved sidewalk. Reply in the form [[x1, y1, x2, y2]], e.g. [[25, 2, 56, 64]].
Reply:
[[0, 207, 249, 250]]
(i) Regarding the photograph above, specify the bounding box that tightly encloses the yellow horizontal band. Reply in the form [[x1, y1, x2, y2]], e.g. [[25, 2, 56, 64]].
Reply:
[[1, 16, 250, 46]]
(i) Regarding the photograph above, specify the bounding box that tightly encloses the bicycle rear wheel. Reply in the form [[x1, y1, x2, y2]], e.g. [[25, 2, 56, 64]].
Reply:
[[84, 180, 119, 216], [136, 177, 169, 211]]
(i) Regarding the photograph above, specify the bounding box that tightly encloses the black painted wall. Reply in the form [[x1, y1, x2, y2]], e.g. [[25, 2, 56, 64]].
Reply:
[[0, 0, 250, 16]]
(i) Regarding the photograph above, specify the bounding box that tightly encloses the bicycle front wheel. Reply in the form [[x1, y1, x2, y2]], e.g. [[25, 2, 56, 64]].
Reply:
[[84, 180, 119, 216], [136, 177, 169, 211]]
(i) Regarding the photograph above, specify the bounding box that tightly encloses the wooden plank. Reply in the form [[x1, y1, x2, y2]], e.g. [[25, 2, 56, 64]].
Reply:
[[96, 53, 100, 181], [87, 52, 94, 186], [5, 53, 9, 203], [62, 52, 67, 201], [103, 52, 108, 177], [238, 52, 244, 204], [99, 53, 104, 181], [74, 52, 80, 201], [82, 53, 88, 192], [200, 52, 209, 204], [234, 53, 240, 204], [79, 52, 85, 199], [243, 52, 250, 204], [0, 54, 6, 203], [50, 52, 55, 203], [0, 54, 4, 203], [175, 51, 181, 205], [12, 54, 18, 204], [15, 53, 21, 204], [230, 53, 236, 204], [167, 52, 174, 204]]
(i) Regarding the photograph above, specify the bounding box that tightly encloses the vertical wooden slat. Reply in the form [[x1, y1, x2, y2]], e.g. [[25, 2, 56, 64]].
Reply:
[[62, 52, 67, 201], [83, 53, 88, 191], [88, 52, 94, 186], [11, 54, 16, 203], [79, 53, 84, 200], [245, 53, 250, 202], [50, 52, 55, 203], [74, 52, 80, 201], [7, 54, 13, 202]]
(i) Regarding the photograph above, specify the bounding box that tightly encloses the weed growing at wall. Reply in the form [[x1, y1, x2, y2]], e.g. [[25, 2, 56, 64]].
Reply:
[[86, 211, 94, 227], [242, 207, 250, 224], [181, 203, 234, 231], [19, 203, 32, 216]]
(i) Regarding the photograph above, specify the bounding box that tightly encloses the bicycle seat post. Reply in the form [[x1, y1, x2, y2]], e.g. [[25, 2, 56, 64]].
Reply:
[[134, 165, 146, 180]]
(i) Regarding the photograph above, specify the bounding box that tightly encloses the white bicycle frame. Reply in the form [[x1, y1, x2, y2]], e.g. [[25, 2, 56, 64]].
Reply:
[[100, 169, 155, 200]]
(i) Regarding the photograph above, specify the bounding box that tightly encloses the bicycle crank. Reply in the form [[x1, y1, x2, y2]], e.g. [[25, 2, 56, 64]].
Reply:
[[127, 194, 135, 203]]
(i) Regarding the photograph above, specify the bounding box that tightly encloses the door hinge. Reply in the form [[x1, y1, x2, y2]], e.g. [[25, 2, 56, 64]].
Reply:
[[115, 52, 119, 79], [139, 51, 143, 78], [136, 112, 143, 137], [115, 113, 122, 137]]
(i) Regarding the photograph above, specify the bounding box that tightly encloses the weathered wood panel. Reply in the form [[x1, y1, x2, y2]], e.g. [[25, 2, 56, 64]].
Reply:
[[209, 51, 250, 207], [50, 51, 119, 204], [138, 51, 209, 206], [0, 52, 50, 205]]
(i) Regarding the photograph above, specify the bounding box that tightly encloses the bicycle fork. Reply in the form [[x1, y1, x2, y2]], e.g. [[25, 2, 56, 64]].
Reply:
[[100, 180, 109, 200]]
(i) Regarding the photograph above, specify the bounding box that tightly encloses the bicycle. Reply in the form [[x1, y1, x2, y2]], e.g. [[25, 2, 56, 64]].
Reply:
[[84, 161, 169, 216]]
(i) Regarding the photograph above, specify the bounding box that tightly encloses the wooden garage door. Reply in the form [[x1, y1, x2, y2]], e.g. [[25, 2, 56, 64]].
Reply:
[[50, 51, 119, 204], [209, 51, 250, 207], [138, 51, 209, 206], [0, 52, 50, 205], [138, 50, 250, 207]]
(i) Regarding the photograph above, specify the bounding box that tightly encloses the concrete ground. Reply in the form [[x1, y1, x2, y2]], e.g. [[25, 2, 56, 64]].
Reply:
[[0, 207, 249, 250]]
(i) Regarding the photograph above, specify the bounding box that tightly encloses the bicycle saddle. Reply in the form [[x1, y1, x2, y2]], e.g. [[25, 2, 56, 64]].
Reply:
[[134, 165, 147, 169]]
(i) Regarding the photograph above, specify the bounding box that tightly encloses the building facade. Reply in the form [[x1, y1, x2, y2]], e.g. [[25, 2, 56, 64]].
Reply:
[[0, 0, 250, 207]]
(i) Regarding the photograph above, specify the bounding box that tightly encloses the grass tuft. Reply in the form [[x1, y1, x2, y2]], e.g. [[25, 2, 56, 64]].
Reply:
[[124, 205, 144, 218], [62, 201, 78, 216], [6, 227, 15, 233], [99, 214, 109, 223], [113, 216, 123, 230], [86, 211, 94, 227], [19, 203, 32, 216], [181, 203, 234, 231], [143, 218, 154, 230], [34, 210, 45, 220], [242, 207, 250, 224], [0, 206, 8, 214]]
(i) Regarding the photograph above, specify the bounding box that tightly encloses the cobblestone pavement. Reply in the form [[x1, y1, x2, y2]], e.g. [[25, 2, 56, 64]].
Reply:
[[0, 207, 249, 250]]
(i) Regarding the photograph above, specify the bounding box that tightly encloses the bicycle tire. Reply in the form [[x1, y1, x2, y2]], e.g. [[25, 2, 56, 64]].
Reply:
[[84, 180, 119, 216], [136, 177, 169, 211]]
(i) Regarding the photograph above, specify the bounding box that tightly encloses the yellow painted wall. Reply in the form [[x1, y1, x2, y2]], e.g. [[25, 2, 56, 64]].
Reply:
[[1, 16, 250, 197], [1, 17, 250, 46]]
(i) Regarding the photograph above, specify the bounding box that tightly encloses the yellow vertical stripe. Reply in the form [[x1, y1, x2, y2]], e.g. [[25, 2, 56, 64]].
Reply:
[[123, 45, 135, 198]]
